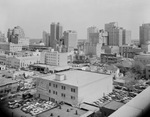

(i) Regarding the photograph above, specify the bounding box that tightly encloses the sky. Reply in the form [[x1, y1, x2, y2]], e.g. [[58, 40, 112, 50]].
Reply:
[[0, 0, 150, 39]]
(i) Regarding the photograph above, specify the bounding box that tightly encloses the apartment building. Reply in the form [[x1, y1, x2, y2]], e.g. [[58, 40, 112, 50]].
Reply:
[[83, 42, 103, 57], [41, 49, 68, 66], [119, 45, 134, 58], [6, 55, 41, 68], [0, 42, 22, 52]]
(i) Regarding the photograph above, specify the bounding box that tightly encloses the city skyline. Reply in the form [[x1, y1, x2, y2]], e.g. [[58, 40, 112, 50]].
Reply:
[[0, 0, 150, 39]]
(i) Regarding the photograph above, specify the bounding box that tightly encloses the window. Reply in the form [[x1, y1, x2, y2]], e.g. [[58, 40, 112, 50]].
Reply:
[[49, 83, 51, 86], [53, 84, 57, 88], [49, 90, 51, 93], [71, 96, 75, 100], [61, 86, 66, 90], [61, 93, 65, 97], [71, 88, 75, 92], [53, 91, 55, 94]]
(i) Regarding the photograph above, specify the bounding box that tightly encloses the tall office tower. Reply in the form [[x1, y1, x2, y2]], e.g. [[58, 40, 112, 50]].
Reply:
[[99, 29, 108, 45], [56, 23, 63, 41], [63, 30, 77, 52], [7, 26, 29, 46], [13, 26, 25, 38], [0, 31, 6, 42], [7, 29, 13, 42], [122, 29, 131, 45], [50, 22, 56, 48], [87, 26, 99, 42], [140, 23, 150, 46], [105, 22, 123, 46], [50, 22, 63, 49], [7, 26, 25, 42], [43, 31, 50, 46]]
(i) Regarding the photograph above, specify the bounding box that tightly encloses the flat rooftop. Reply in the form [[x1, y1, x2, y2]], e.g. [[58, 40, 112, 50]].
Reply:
[[102, 100, 124, 110], [37, 70, 112, 87], [37, 104, 87, 117]]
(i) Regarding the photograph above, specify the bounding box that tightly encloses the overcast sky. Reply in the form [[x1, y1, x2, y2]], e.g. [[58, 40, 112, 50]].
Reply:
[[0, 0, 150, 39]]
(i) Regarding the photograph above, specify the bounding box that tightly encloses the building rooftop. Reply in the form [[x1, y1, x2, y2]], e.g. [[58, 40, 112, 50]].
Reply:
[[37, 104, 87, 117], [37, 70, 112, 87], [80, 103, 99, 112], [102, 100, 124, 110], [15, 55, 40, 60]]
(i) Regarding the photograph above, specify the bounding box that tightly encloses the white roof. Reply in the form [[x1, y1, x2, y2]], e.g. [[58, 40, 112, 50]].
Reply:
[[37, 70, 112, 87]]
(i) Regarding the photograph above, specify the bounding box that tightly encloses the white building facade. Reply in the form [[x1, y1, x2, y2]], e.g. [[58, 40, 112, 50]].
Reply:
[[36, 70, 113, 106]]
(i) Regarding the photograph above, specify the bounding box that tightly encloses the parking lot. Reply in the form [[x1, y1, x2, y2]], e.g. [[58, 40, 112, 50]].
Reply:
[[93, 83, 150, 107], [1, 96, 58, 117]]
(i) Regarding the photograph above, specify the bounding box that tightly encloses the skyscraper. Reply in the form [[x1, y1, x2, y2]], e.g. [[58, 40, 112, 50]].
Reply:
[[63, 30, 77, 52], [7, 26, 29, 46], [105, 22, 125, 46], [122, 29, 131, 45], [87, 27, 108, 45], [50, 22, 63, 49], [0, 31, 6, 42], [56, 23, 63, 41], [43, 31, 50, 46], [87, 26, 99, 42], [140, 23, 150, 45]]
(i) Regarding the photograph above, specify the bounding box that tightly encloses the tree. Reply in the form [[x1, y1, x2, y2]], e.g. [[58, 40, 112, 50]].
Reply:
[[131, 61, 145, 74]]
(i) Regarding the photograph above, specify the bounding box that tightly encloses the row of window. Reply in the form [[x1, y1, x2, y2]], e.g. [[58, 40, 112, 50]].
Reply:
[[49, 83, 75, 92], [49, 90, 75, 100]]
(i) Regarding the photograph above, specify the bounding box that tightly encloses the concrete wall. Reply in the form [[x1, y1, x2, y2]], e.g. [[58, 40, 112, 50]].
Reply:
[[36, 78, 78, 105], [78, 75, 113, 104]]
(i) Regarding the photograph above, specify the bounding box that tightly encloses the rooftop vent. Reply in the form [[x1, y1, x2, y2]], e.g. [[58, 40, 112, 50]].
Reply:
[[55, 74, 66, 81]]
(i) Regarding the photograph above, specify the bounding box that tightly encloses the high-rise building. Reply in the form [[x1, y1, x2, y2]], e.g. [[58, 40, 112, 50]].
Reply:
[[87, 26, 99, 41], [63, 30, 77, 52], [87, 27, 108, 45], [56, 23, 63, 41], [0, 31, 6, 42], [43, 31, 50, 46], [99, 29, 108, 45], [105, 22, 131, 46], [40, 49, 68, 66], [122, 30, 131, 45], [105, 22, 123, 46], [7, 26, 29, 46], [140, 23, 150, 46], [50, 22, 63, 49]]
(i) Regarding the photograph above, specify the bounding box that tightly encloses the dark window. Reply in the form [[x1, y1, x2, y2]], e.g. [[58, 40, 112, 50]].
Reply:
[[71, 96, 75, 100], [61, 86, 66, 90], [71, 88, 75, 92], [61, 93, 65, 97]]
